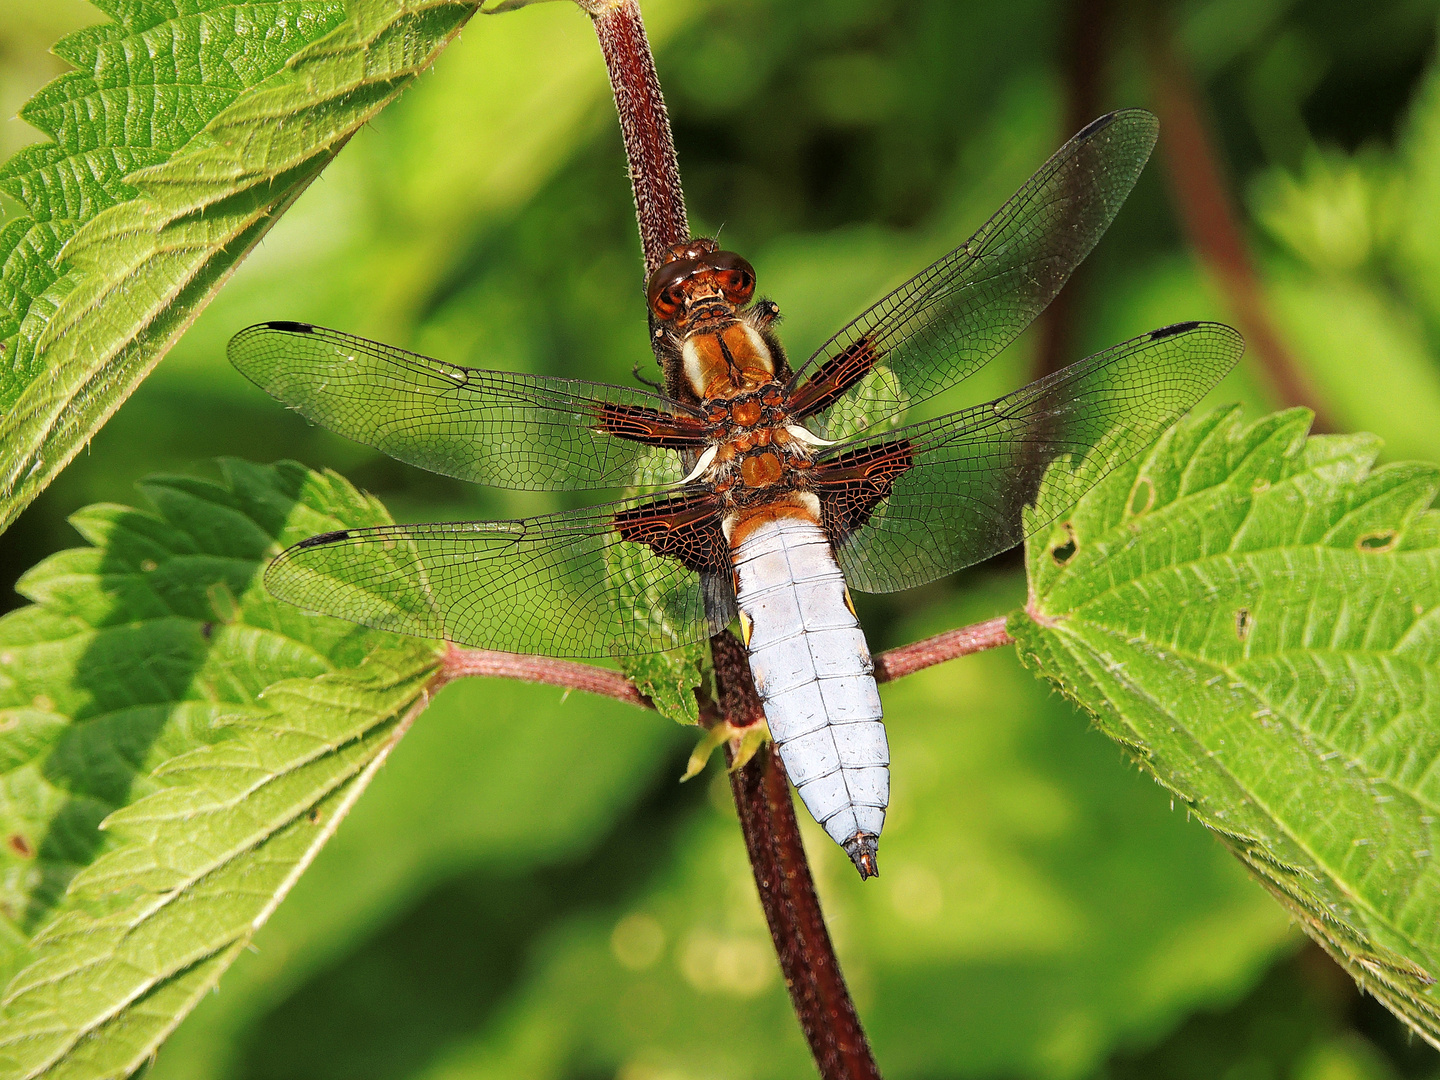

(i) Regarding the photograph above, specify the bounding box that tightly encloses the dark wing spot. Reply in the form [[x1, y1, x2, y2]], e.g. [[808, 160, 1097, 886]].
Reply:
[[613, 495, 729, 575], [1076, 112, 1118, 141], [266, 320, 314, 333], [297, 530, 350, 548], [789, 335, 882, 418], [1149, 321, 1200, 341], [596, 403, 711, 448], [811, 439, 915, 539]]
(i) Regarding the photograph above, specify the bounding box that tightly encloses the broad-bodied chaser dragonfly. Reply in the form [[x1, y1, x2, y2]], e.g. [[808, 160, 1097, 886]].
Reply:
[[230, 110, 1242, 879]]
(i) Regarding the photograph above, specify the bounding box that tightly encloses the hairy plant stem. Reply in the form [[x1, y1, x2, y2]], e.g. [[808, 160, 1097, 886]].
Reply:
[[441, 643, 650, 706], [584, 6, 886, 1075], [714, 631, 882, 1080], [589, 0, 688, 275], [441, 618, 1015, 707], [873, 616, 1013, 683]]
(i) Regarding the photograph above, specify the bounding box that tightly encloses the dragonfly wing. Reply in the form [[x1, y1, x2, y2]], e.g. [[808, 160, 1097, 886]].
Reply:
[[809, 322, 1245, 592], [788, 109, 1160, 438], [229, 322, 709, 491], [266, 492, 730, 659]]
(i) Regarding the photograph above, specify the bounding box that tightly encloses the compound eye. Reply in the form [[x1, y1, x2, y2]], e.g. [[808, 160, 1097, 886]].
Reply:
[[647, 258, 697, 320], [660, 284, 686, 317], [709, 251, 756, 305]]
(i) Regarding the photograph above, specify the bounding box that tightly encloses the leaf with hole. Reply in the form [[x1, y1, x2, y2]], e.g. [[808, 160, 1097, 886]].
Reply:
[[1012, 405, 1440, 1045]]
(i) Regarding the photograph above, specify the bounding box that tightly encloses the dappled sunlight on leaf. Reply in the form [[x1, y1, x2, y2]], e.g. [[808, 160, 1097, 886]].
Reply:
[[0, 0, 485, 536], [0, 461, 440, 1079]]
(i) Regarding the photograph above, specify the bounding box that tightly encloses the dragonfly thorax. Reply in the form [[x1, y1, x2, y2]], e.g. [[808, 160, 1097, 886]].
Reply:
[[688, 383, 823, 503], [681, 321, 777, 398], [702, 382, 787, 431]]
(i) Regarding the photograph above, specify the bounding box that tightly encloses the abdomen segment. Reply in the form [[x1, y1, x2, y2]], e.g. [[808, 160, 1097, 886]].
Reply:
[[731, 515, 888, 877]]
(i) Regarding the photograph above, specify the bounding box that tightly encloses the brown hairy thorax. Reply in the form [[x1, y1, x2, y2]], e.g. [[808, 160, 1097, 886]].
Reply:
[[645, 237, 786, 404], [646, 240, 797, 482], [642, 238, 899, 546]]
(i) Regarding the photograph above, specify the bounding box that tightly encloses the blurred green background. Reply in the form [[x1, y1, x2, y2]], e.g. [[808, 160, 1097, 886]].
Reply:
[[4, 0, 1440, 1076]]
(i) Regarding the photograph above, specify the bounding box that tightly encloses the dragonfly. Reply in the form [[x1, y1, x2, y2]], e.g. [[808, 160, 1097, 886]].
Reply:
[[229, 109, 1243, 880]]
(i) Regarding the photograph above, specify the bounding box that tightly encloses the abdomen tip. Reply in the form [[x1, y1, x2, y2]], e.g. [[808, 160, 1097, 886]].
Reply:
[[843, 834, 879, 879]]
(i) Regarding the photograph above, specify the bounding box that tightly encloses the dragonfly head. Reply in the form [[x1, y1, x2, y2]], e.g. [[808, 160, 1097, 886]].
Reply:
[[647, 238, 756, 327]]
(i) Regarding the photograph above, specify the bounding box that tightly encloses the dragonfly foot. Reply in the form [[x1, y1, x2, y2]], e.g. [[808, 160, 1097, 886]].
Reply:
[[843, 834, 879, 880]]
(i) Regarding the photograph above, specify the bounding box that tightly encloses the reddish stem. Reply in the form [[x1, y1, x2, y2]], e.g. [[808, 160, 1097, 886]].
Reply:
[[439, 609, 1011, 1080], [440, 616, 1015, 709], [589, 0, 689, 275], [874, 616, 1013, 684], [1142, 3, 1334, 430], [440, 643, 649, 706], [577, 7, 1011, 1074], [440, 607, 1011, 1080], [438, 613, 1015, 1080]]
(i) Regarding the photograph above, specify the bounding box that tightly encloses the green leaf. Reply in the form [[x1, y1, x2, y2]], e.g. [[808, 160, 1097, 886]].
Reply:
[[0, 0, 484, 537], [621, 645, 705, 726], [1249, 148, 1401, 276], [0, 460, 440, 1080], [608, 581, 704, 725], [612, 446, 705, 725], [1397, 35, 1440, 326], [1013, 405, 1440, 1045], [1245, 138, 1440, 464]]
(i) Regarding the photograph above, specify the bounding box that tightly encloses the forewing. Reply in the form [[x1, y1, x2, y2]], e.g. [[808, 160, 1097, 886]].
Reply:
[[265, 493, 729, 659], [788, 109, 1160, 438], [813, 322, 1244, 592], [229, 322, 706, 491]]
